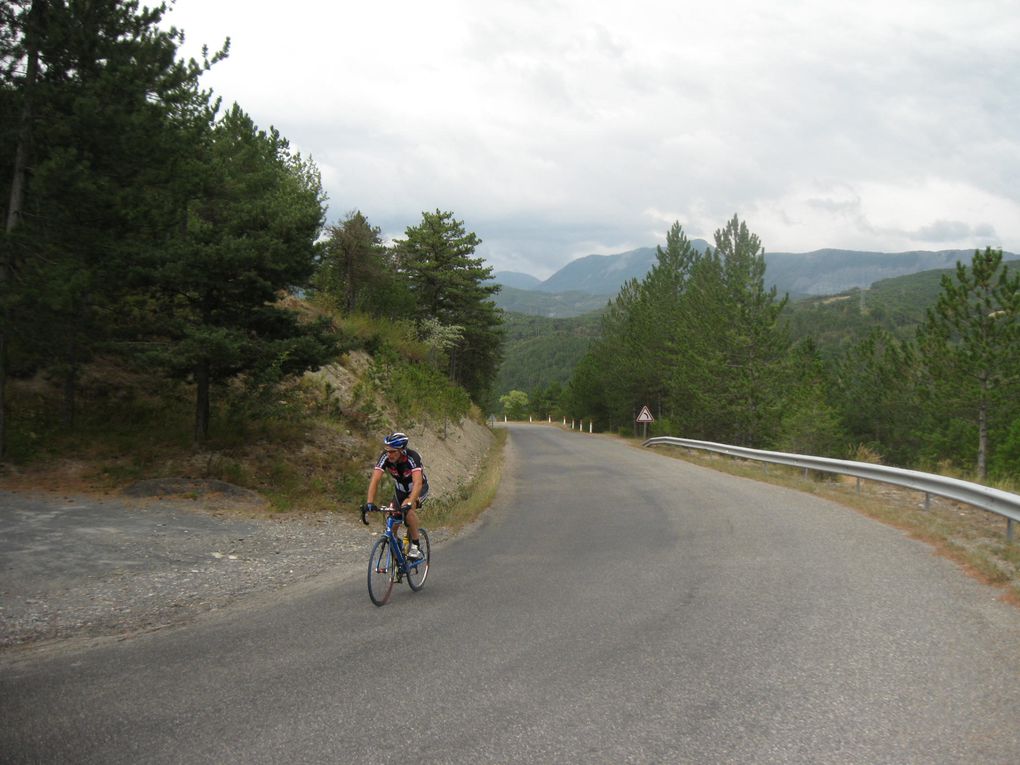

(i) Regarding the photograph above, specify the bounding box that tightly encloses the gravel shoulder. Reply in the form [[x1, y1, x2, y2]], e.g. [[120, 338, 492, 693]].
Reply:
[[0, 485, 421, 653], [1, 420, 494, 656]]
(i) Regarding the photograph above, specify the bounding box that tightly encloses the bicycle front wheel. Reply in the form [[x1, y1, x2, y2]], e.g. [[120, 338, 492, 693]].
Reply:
[[367, 537, 395, 606], [406, 528, 430, 592]]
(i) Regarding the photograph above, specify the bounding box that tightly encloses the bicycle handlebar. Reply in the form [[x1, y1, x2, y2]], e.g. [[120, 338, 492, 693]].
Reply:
[[360, 502, 378, 525], [360, 502, 406, 525]]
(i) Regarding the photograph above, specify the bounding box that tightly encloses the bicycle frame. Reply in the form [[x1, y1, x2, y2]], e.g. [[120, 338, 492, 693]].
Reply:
[[366, 505, 430, 606], [380, 511, 423, 577]]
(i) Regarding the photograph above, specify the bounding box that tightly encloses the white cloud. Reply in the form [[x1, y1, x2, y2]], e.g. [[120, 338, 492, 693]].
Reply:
[[743, 178, 1019, 253], [165, 0, 1020, 277]]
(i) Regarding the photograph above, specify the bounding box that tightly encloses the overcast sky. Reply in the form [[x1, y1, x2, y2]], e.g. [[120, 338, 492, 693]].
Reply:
[[164, 0, 1020, 278]]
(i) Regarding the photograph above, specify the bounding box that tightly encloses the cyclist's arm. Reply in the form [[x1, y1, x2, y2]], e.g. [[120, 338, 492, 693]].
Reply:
[[403, 469, 423, 509], [366, 467, 384, 506]]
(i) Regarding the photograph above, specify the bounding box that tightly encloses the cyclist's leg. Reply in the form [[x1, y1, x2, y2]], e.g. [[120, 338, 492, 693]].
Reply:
[[389, 494, 404, 540], [395, 491, 413, 540], [400, 493, 427, 543]]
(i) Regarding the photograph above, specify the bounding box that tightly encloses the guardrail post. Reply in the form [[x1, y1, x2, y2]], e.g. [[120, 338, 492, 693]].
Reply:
[[856, 477, 862, 495], [924, 493, 931, 511], [1009, 519, 1015, 543]]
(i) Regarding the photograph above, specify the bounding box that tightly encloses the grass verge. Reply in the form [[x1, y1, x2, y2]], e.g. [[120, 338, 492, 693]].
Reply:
[[422, 428, 507, 532]]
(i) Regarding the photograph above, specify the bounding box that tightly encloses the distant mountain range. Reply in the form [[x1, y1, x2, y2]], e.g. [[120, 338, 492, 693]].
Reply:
[[494, 241, 711, 297], [491, 245, 1019, 317]]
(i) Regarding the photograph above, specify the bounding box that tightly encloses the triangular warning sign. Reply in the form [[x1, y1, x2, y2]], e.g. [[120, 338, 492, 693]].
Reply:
[[636, 405, 654, 423]]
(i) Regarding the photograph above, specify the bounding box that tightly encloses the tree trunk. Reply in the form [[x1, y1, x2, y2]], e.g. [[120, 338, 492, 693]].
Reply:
[[194, 359, 210, 444], [60, 295, 89, 429], [61, 334, 78, 429], [977, 379, 988, 480], [61, 368, 77, 428], [2, 1, 43, 458], [448, 346, 458, 386], [345, 247, 355, 314]]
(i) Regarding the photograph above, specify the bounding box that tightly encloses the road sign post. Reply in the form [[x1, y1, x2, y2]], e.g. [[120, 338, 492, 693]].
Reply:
[[636, 405, 654, 439]]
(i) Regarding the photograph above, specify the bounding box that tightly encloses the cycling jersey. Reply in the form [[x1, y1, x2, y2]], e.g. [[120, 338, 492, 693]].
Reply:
[[374, 448, 430, 506]]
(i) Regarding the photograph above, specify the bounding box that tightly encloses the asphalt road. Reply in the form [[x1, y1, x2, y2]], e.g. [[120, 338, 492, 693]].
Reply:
[[3, 424, 1019, 764]]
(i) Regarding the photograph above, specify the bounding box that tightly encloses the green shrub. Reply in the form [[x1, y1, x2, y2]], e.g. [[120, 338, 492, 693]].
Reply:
[[991, 417, 1020, 480]]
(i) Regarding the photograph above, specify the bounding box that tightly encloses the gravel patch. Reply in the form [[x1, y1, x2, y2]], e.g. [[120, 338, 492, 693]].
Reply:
[[0, 419, 492, 653], [0, 488, 449, 651]]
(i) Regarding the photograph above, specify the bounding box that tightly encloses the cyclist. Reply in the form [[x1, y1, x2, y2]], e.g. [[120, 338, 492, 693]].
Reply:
[[363, 432, 429, 560]]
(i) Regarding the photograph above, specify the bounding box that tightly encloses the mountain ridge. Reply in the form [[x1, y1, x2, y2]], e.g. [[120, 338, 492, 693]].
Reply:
[[491, 245, 1019, 317]]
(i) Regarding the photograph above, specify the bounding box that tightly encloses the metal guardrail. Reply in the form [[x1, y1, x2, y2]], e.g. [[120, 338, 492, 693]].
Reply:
[[643, 436, 1020, 541]]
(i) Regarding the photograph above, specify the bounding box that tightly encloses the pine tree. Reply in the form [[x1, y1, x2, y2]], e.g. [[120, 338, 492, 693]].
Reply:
[[138, 105, 334, 442], [833, 328, 921, 465], [915, 247, 1020, 477], [566, 223, 703, 433], [636, 223, 699, 426], [0, 0, 225, 451], [315, 210, 403, 315], [707, 215, 790, 445], [395, 210, 503, 401], [569, 279, 641, 430], [566, 216, 790, 443], [777, 339, 846, 457], [670, 245, 726, 438]]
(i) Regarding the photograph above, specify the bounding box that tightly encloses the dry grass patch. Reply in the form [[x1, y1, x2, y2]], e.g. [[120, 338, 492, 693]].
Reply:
[[422, 428, 506, 532]]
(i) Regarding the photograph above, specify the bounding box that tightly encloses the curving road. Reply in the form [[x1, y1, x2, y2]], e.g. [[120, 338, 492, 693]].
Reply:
[[3, 424, 1019, 763]]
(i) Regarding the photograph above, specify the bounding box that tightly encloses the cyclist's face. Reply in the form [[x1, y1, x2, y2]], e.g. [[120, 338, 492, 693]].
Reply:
[[385, 448, 401, 463]]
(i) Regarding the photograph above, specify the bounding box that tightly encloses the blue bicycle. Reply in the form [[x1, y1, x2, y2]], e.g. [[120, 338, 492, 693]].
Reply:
[[361, 504, 431, 606]]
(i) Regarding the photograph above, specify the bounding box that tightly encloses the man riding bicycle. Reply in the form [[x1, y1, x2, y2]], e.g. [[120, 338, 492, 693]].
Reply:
[[363, 432, 429, 560]]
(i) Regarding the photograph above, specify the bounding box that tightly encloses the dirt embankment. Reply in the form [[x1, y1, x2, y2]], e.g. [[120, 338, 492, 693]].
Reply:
[[0, 414, 494, 652]]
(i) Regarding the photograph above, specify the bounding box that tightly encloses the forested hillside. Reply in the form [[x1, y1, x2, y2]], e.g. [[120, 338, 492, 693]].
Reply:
[[766, 248, 1019, 297], [5, 1, 1018, 495], [0, 3, 502, 509], [492, 286, 608, 317], [490, 242, 1017, 317], [504, 218, 1020, 482], [537, 242, 710, 294], [782, 268, 951, 357], [496, 312, 601, 393], [495, 265, 955, 401]]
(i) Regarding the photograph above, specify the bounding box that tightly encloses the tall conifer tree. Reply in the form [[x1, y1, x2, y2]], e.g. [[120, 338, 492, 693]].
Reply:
[[0, 0, 225, 450], [708, 215, 790, 445], [140, 105, 334, 442], [315, 210, 402, 315], [915, 247, 1020, 477], [395, 210, 503, 401]]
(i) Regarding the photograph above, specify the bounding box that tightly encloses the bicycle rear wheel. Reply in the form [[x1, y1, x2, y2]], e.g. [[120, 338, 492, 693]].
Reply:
[[367, 537, 395, 606], [406, 528, 430, 592]]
